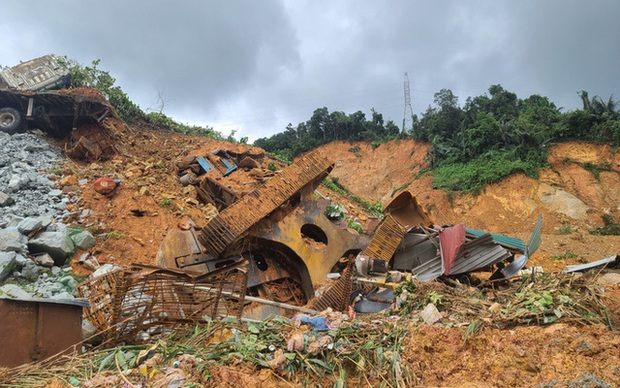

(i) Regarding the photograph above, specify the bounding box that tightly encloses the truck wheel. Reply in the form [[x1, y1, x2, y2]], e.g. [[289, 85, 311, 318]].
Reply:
[[0, 107, 24, 134]]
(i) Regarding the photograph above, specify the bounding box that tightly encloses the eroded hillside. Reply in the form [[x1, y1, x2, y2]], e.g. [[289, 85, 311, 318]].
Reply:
[[322, 139, 620, 268]]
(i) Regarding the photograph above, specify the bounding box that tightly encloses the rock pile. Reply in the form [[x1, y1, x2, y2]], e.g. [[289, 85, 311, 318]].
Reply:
[[0, 131, 94, 300]]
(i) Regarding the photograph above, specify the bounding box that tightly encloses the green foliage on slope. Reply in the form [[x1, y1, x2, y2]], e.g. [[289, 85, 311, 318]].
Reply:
[[256, 84, 620, 195]]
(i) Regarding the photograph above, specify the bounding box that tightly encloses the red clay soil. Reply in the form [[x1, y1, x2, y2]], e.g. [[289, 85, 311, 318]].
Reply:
[[320, 139, 620, 269]]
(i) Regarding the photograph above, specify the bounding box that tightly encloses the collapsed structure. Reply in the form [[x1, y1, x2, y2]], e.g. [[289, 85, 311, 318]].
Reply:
[[152, 148, 541, 319], [76, 146, 543, 339], [157, 149, 369, 318]]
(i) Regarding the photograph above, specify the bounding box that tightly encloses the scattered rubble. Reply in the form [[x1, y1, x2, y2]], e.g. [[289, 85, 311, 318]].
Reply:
[[0, 131, 94, 303]]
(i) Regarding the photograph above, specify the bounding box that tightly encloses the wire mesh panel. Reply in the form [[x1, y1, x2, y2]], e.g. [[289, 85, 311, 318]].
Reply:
[[76, 264, 247, 343]]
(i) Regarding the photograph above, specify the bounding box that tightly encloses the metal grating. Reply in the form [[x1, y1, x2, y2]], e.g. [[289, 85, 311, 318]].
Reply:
[[312, 261, 355, 312], [199, 150, 334, 257], [76, 264, 247, 344], [361, 214, 406, 260]]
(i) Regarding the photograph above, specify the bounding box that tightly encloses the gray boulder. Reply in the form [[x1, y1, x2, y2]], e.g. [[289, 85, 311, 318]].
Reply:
[[0, 284, 32, 300], [28, 231, 75, 266], [71, 230, 96, 250], [0, 252, 16, 282], [19, 260, 42, 282], [0, 191, 14, 207], [0, 227, 28, 254], [17, 217, 43, 234], [13, 253, 28, 268], [32, 253, 55, 268]]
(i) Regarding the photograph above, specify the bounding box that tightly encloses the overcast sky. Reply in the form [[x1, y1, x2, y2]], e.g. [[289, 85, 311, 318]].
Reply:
[[1, 1, 618, 142]]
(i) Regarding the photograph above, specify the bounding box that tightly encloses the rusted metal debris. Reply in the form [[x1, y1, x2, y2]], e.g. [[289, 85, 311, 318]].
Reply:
[[0, 88, 112, 136], [65, 123, 117, 161], [356, 191, 434, 277], [341, 194, 544, 314], [199, 150, 334, 257], [76, 263, 247, 344], [0, 297, 87, 367], [176, 148, 266, 210], [383, 218, 541, 283], [158, 145, 543, 320], [311, 260, 356, 312], [196, 176, 238, 211], [159, 150, 369, 319]]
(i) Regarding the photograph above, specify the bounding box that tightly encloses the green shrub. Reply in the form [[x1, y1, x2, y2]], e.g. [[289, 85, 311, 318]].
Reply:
[[590, 214, 620, 235], [432, 151, 540, 194], [325, 203, 346, 220]]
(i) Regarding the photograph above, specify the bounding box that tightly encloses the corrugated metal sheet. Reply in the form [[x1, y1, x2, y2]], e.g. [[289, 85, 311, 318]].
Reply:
[[199, 150, 333, 257], [439, 223, 466, 274], [526, 215, 543, 257], [410, 233, 510, 281], [392, 233, 438, 271], [449, 234, 511, 275], [497, 215, 543, 278], [410, 257, 443, 282], [465, 228, 525, 252], [565, 255, 619, 273]]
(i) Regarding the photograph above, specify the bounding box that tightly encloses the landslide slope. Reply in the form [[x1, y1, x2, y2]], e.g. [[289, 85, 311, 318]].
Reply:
[[319, 139, 620, 267]]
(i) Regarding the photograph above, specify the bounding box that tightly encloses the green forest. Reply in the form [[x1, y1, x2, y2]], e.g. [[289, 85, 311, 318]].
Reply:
[[254, 85, 620, 193]]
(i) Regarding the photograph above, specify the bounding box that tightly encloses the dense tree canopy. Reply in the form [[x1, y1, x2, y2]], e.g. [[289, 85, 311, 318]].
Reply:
[[411, 85, 619, 192], [254, 85, 620, 193], [254, 108, 400, 161]]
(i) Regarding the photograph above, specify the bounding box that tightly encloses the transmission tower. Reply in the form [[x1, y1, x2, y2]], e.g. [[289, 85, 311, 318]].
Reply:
[[402, 72, 413, 133]]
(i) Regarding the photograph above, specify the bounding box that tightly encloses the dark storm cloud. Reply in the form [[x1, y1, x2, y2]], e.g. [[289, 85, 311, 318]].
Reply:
[[1, 1, 618, 140], [0, 0, 300, 135]]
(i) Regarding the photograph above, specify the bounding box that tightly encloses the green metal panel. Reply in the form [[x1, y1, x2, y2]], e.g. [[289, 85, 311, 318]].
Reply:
[[465, 228, 525, 252]]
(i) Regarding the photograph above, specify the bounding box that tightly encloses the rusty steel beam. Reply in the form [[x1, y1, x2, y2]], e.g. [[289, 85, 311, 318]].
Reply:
[[199, 150, 334, 257], [361, 191, 433, 261], [360, 214, 406, 261]]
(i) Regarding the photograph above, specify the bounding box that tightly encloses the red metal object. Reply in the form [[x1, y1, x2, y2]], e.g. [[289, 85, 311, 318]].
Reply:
[[439, 223, 466, 274], [0, 298, 85, 367]]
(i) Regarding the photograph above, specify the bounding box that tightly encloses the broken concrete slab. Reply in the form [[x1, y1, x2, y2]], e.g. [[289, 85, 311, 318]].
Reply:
[[83, 257, 100, 271], [420, 303, 443, 325], [28, 231, 75, 266], [91, 263, 119, 278]]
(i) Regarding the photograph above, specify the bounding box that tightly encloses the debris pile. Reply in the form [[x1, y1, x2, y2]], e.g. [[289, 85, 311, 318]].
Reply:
[[175, 147, 270, 211], [76, 263, 247, 344], [158, 149, 368, 319]]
